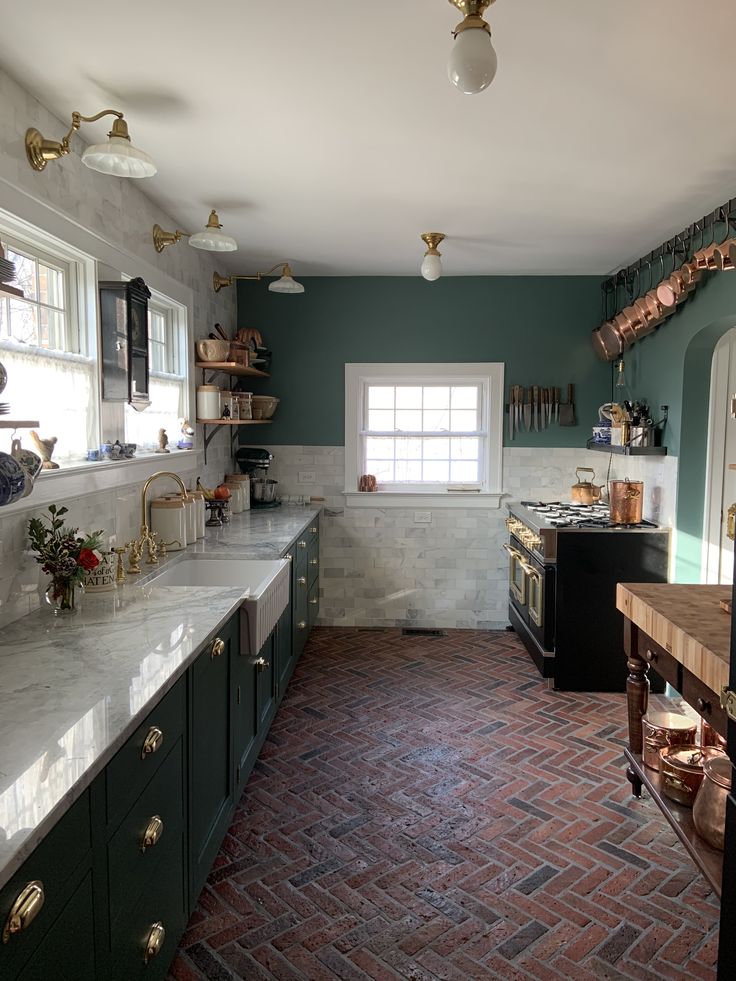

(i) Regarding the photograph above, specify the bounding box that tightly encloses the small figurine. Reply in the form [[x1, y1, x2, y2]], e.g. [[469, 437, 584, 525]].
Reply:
[[222, 404, 231, 419], [155, 428, 170, 454], [29, 431, 59, 469], [177, 419, 194, 451]]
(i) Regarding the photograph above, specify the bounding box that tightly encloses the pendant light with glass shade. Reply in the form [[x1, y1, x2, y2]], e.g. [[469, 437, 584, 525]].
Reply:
[[447, 0, 498, 95], [152, 210, 237, 253], [25, 109, 156, 177], [420, 233, 445, 281]]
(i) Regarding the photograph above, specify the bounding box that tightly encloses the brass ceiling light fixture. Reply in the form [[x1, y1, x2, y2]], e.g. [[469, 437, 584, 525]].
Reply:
[[213, 263, 305, 294], [420, 233, 445, 281], [152, 210, 237, 253], [26, 109, 156, 178], [447, 0, 498, 95]]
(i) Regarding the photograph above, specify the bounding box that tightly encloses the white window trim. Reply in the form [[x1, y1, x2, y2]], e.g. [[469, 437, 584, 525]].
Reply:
[[344, 362, 504, 509]]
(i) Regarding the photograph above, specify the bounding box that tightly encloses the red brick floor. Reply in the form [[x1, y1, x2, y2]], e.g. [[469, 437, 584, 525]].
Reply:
[[168, 628, 720, 980]]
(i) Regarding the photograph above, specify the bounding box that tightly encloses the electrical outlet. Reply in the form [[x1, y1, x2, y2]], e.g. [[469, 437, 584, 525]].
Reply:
[[298, 471, 316, 484], [414, 511, 432, 524]]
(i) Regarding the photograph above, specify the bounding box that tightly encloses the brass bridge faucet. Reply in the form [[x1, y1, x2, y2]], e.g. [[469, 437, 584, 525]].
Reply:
[[128, 471, 188, 573]]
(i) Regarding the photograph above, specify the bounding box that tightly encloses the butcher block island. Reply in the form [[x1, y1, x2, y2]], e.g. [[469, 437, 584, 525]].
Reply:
[[616, 582, 731, 897]]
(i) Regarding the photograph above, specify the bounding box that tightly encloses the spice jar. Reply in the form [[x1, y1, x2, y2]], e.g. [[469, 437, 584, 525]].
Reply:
[[693, 753, 732, 850]]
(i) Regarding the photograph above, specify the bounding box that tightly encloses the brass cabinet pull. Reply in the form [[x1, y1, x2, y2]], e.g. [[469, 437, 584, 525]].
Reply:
[[140, 815, 164, 853], [309, 558, 318, 567], [310, 526, 318, 533], [309, 597, 318, 606], [297, 576, 307, 586], [140, 726, 163, 760], [2, 881, 44, 944], [255, 657, 269, 672], [298, 620, 307, 630], [297, 540, 307, 549], [285, 553, 293, 562], [144, 921, 165, 964], [728, 503, 736, 541], [211, 637, 225, 658]]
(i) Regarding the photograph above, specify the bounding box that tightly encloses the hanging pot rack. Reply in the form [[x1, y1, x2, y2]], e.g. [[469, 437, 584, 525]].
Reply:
[[592, 197, 736, 361]]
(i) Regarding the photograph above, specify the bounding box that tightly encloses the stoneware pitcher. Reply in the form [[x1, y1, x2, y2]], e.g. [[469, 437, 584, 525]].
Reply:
[[0, 451, 27, 506]]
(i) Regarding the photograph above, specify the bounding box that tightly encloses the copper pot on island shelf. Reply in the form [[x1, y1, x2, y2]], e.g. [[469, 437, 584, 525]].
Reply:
[[609, 478, 644, 525], [641, 711, 697, 770], [358, 474, 377, 492], [659, 746, 726, 807], [693, 753, 732, 850]]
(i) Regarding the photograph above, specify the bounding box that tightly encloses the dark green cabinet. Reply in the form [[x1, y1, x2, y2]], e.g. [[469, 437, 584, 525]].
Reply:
[[16, 872, 96, 981], [232, 629, 258, 798], [275, 604, 293, 701], [188, 620, 237, 905]]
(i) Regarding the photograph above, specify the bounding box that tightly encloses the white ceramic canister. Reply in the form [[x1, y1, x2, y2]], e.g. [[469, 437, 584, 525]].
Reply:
[[225, 473, 251, 511], [162, 494, 198, 544], [150, 498, 187, 550], [227, 481, 243, 513], [188, 489, 207, 538], [196, 385, 221, 420]]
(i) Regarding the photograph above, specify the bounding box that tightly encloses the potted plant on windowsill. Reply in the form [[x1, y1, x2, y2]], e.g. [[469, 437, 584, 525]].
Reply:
[[28, 505, 104, 614]]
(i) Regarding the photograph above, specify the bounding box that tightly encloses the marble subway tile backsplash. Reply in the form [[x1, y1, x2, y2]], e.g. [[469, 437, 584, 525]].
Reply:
[[266, 445, 679, 630]]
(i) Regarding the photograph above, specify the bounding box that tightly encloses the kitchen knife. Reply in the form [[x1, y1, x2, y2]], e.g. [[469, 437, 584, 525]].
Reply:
[[559, 383, 576, 426], [523, 389, 532, 431], [533, 386, 539, 431], [540, 388, 546, 429], [508, 386, 514, 441], [547, 388, 553, 427], [554, 387, 560, 423]]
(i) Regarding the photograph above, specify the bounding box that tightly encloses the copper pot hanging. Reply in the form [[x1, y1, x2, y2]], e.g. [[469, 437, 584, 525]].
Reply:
[[609, 478, 644, 524], [594, 319, 626, 361]]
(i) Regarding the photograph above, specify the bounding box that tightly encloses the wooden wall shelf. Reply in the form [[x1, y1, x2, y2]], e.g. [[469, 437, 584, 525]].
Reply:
[[0, 420, 40, 429], [195, 362, 269, 379]]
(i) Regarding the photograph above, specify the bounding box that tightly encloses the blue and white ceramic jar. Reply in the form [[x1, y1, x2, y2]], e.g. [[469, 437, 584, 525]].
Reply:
[[0, 451, 27, 506]]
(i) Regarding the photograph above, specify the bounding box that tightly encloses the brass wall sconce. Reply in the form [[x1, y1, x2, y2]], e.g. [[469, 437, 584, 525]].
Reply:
[[26, 108, 156, 178], [152, 210, 237, 253], [420, 233, 445, 281], [447, 0, 498, 95], [213, 263, 305, 294]]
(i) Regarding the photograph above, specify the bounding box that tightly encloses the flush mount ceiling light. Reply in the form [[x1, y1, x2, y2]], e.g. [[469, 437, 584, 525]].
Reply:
[[213, 262, 305, 294], [447, 0, 498, 95], [420, 233, 445, 281], [152, 210, 237, 253], [26, 109, 156, 177]]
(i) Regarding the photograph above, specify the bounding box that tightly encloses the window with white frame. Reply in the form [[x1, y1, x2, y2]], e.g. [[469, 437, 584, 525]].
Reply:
[[345, 363, 504, 505], [0, 227, 97, 463], [124, 292, 188, 451]]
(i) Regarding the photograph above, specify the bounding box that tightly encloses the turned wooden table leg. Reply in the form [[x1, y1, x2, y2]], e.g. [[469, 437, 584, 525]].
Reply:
[[624, 621, 649, 798]]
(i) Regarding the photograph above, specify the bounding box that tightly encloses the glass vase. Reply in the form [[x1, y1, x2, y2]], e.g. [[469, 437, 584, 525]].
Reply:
[[45, 578, 78, 615]]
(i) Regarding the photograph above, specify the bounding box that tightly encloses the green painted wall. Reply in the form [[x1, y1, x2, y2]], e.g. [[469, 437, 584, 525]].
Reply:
[[237, 276, 606, 446], [623, 274, 736, 580]]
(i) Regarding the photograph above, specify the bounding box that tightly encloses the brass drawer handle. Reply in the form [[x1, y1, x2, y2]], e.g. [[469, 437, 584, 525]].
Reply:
[[141, 815, 164, 853], [297, 540, 307, 549], [309, 558, 318, 567], [2, 881, 44, 944], [141, 726, 163, 760], [144, 921, 165, 964], [298, 576, 307, 586], [310, 526, 318, 533], [255, 656, 270, 672], [298, 620, 307, 630], [211, 637, 225, 658], [309, 597, 318, 606]]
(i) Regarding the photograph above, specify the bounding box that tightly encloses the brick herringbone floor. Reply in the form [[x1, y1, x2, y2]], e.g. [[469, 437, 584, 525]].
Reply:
[[169, 628, 720, 981]]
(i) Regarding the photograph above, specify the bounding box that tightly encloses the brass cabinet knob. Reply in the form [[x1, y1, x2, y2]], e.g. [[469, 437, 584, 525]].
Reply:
[[310, 526, 318, 533], [211, 637, 225, 658], [285, 553, 293, 562], [2, 881, 44, 944], [141, 726, 163, 760], [297, 576, 307, 586], [697, 696, 711, 714], [255, 657, 269, 672], [140, 815, 164, 853], [309, 558, 318, 567], [144, 921, 165, 964], [297, 540, 307, 549], [309, 597, 318, 606], [298, 620, 307, 630]]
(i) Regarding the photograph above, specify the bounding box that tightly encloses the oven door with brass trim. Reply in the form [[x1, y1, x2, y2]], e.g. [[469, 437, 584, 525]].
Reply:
[[527, 564, 543, 628], [503, 541, 529, 618]]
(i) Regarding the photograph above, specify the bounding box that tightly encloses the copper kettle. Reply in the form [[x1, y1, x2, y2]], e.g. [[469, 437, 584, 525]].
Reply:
[[571, 468, 603, 505]]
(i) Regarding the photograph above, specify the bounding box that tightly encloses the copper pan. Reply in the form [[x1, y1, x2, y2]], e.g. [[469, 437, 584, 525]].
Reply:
[[616, 306, 642, 347], [680, 260, 702, 290], [655, 276, 678, 312], [632, 293, 662, 339], [714, 237, 736, 271], [594, 320, 625, 361]]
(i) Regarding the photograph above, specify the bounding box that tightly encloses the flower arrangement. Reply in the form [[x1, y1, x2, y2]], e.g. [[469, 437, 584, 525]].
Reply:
[[28, 505, 104, 612]]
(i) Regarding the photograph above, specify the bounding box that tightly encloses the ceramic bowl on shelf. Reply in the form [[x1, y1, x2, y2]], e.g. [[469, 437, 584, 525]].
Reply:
[[195, 339, 230, 362], [251, 396, 280, 419]]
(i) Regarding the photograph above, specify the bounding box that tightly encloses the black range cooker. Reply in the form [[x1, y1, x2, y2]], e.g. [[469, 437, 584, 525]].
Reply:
[[505, 502, 670, 692]]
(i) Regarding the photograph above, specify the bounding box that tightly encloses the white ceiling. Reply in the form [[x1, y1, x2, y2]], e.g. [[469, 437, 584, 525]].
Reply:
[[1, 1, 735, 276]]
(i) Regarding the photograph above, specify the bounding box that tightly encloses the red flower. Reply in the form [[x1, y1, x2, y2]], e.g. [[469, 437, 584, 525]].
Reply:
[[77, 548, 99, 571]]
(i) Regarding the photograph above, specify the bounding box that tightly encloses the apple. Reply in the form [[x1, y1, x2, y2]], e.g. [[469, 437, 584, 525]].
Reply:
[[213, 484, 231, 501]]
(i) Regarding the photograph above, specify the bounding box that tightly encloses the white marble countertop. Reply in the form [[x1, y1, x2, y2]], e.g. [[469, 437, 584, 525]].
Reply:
[[0, 505, 320, 891]]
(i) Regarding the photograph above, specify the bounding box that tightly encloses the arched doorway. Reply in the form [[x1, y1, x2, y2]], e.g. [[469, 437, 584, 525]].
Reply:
[[703, 326, 736, 584]]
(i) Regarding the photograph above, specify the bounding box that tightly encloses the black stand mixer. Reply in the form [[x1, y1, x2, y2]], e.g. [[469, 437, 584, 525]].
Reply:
[[235, 447, 280, 509]]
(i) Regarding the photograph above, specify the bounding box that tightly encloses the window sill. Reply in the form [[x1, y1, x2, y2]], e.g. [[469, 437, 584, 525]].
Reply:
[[2, 450, 203, 516], [344, 491, 504, 509]]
